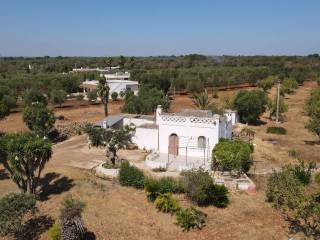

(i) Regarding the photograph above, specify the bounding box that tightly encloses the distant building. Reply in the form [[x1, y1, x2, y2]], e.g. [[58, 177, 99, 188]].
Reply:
[[104, 72, 130, 80], [72, 67, 110, 73], [80, 72, 139, 99]]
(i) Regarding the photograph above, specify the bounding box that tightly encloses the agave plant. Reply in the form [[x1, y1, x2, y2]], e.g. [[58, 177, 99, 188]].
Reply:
[[60, 208, 85, 240]]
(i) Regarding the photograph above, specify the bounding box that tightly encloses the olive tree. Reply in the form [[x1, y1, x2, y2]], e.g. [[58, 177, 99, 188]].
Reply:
[[0, 132, 52, 194], [22, 103, 55, 137], [85, 125, 135, 166], [257, 76, 275, 92], [0, 86, 16, 119], [233, 90, 268, 124], [281, 78, 298, 95], [50, 89, 67, 107], [267, 96, 288, 120], [23, 88, 48, 106], [0, 102, 10, 119], [305, 87, 320, 141]]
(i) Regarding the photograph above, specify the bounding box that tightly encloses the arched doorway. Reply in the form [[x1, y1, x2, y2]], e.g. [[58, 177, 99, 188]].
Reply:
[[169, 134, 179, 156]]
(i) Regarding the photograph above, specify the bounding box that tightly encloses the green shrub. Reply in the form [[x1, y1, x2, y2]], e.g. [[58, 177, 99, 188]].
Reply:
[[0, 193, 37, 236], [154, 193, 181, 214], [266, 126, 287, 135], [144, 177, 185, 202], [293, 192, 320, 236], [212, 138, 253, 175], [285, 160, 316, 186], [62, 196, 86, 212], [257, 76, 275, 92], [144, 177, 160, 202], [315, 172, 320, 185], [48, 221, 61, 240], [281, 78, 298, 95], [181, 169, 229, 207], [266, 169, 305, 209], [210, 184, 229, 208], [158, 177, 185, 194], [111, 92, 118, 101], [176, 207, 207, 231], [118, 161, 145, 189]]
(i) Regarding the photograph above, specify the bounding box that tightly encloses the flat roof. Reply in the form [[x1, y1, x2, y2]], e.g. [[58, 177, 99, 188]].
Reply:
[[95, 115, 124, 127], [137, 123, 159, 129]]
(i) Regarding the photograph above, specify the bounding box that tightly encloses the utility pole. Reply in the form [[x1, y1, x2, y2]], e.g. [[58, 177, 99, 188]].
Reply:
[[276, 80, 281, 123]]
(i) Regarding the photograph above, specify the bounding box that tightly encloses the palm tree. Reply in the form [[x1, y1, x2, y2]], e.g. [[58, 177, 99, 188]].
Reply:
[[97, 79, 110, 116], [106, 57, 112, 70], [192, 90, 213, 110]]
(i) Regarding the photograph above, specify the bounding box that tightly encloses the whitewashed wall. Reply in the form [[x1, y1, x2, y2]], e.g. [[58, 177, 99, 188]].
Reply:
[[224, 111, 238, 125], [123, 118, 154, 127], [157, 114, 220, 158], [108, 81, 139, 98], [132, 127, 158, 150]]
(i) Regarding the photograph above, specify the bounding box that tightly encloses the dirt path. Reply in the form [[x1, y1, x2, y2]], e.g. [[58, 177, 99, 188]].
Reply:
[[251, 81, 320, 174]]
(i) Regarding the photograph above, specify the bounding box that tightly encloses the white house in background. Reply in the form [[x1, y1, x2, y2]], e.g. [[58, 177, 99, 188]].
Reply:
[[80, 72, 139, 99], [98, 106, 238, 171], [72, 66, 120, 73], [104, 72, 130, 80]]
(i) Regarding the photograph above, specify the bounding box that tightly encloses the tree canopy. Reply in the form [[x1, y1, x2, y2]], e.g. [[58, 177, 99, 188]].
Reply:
[[122, 85, 170, 114], [233, 89, 268, 124], [0, 132, 52, 194], [212, 138, 253, 175], [22, 103, 55, 137], [50, 89, 67, 107], [305, 87, 320, 140]]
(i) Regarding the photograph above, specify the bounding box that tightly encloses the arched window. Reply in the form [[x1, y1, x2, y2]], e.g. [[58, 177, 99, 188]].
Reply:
[[198, 136, 206, 148]]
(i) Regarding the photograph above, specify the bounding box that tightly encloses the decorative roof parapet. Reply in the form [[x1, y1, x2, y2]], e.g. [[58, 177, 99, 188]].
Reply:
[[159, 113, 218, 127]]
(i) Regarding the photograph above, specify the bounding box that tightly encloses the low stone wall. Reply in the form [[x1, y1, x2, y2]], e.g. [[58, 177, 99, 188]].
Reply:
[[145, 158, 167, 169], [212, 171, 256, 195], [145, 151, 168, 169], [95, 163, 119, 179]]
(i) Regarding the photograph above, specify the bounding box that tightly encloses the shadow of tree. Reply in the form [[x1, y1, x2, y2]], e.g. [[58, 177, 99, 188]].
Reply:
[[304, 140, 320, 145], [16, 215, 54, 240], [0, 168, 10, 180], [85, 231, 96, 240], [38, 172, 75, 201]]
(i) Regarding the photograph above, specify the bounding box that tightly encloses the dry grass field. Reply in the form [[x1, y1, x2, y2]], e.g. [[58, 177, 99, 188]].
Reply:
[[0, 82, 319, 239], [0, 149, 288, 240]]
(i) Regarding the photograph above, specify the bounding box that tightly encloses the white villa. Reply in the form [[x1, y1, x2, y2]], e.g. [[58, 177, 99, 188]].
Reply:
[[80, 72, 139, 99], [98, 106, 238, 171]]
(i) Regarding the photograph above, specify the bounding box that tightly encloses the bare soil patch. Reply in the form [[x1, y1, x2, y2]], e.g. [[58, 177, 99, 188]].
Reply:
[[0, 99, 123, 133]]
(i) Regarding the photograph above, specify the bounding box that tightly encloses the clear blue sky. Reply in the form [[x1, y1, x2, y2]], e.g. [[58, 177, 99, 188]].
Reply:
[[0, 0, 319, 56]]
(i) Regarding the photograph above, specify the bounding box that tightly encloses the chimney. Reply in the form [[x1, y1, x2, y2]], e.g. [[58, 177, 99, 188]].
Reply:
[[156, 105, 162, 124]]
